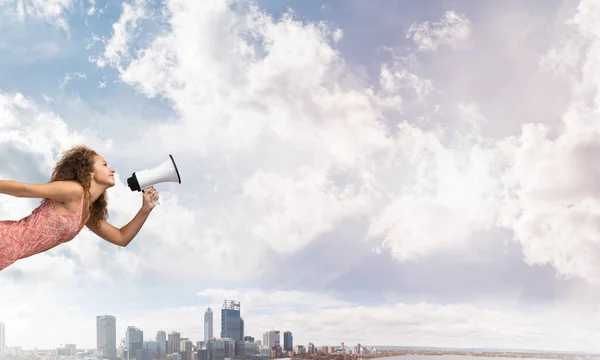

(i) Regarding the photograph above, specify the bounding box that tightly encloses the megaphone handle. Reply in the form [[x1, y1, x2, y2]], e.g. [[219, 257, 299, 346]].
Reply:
[[143, 188, 160, 206]]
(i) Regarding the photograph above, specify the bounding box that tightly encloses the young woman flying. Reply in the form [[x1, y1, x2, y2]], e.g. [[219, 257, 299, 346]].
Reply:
[[0, 145, 159, 271]]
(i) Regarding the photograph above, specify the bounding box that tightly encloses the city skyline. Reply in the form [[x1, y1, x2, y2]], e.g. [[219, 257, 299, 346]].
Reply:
[[0, 300, 322, 360], [0, 301, 341, 354], [3, 0, 600, 353]]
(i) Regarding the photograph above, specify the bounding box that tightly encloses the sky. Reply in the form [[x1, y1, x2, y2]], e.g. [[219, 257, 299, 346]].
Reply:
[[3, 0, 600, 354]]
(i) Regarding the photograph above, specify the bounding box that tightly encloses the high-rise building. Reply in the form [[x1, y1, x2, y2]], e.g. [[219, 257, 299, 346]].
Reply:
[[145, 340, 158, 359], [180, 338, 193, 360], [220, 300, 243, 341], [0, 322, 5, 360], [97, 315, 117, 360], [204, 307, 213, 342], [155, 331, 166, 359], [65, 344, 77, 356], [126, 327, 143, 360], [167, 331, 180, 354], [211, 338, 235, 360], [262, 330, 280, 348], [283, 331, 293, 352]]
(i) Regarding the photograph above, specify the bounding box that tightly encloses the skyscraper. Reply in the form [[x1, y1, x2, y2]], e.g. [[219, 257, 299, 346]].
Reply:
[[204, 307, 213, 342], [125, 326, 143, 360], [283, 331, 293, 351], [180, 338, 193, 360], [263, 330, 280, 348], [220, 300, 243, 341], [97, 315, 117, 360], [167, 331, 180, 354], [155, 331, 166, 359]]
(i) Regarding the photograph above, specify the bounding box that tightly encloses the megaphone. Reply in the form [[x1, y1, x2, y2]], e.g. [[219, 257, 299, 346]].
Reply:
[[127, 154, 181, 205]]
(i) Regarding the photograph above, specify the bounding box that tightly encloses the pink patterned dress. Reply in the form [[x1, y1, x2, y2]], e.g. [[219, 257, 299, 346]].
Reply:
[[0, 189, 85, 271]]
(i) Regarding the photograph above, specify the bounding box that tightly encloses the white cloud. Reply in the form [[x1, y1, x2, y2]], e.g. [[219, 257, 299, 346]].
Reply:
[[91, 1, 485, 265], [0, 92, 90, 168], [86, 0, 95, 16], [78, 0, 600, 282], [92, 0, 150, 70], [86, 0, 600, 282], [367, 118, 503, 260], [495, 0, 600, 284], [0, 0, 74, 30], [380, 64, 434, 101], [405, 10, 472, 52], [60, 72, 87, 88], [88, 0, 397, 259]]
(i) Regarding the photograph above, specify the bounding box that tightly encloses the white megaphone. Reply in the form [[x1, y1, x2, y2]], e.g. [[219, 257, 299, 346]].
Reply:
[[127, 154, 181, 206]]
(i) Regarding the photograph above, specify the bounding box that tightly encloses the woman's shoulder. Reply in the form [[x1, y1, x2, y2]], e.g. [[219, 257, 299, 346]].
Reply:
[[54, 180, 84, 190], [48, 180, 85, 201]]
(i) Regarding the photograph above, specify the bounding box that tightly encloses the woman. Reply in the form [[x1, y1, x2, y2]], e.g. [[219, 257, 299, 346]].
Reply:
[[0, 145, 159, 271]]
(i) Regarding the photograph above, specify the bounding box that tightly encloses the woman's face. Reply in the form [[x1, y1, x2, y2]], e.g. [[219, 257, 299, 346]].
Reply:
[[92, 155, 115, 187]]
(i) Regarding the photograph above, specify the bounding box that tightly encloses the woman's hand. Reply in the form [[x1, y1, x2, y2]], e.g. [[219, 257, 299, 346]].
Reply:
[[142, 186, 159, 211]]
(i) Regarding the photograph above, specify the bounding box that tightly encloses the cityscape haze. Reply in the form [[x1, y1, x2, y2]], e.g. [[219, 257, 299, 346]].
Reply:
[[0, 301, 376, 360]]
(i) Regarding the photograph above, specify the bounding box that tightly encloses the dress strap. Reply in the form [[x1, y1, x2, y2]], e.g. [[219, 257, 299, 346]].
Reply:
[[77, 187, 85, 213], [77, 187, 87, 229]]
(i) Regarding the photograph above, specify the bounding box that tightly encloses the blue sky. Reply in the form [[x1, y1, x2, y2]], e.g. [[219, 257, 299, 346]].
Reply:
[[3, 0, 600, 354]]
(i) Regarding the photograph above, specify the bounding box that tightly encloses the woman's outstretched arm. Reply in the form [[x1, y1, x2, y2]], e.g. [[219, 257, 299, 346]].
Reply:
[[0, 180, 81, 202], [86, 208, 153, 247], [86, 186, 158, 247]]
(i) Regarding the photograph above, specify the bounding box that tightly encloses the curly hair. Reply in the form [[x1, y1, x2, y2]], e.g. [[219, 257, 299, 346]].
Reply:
[[45, 145, 109, 229]]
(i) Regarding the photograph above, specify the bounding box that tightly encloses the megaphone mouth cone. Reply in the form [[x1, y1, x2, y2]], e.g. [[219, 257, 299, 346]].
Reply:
[[169, 154, 182, 184], [126, 154, 182, 192]]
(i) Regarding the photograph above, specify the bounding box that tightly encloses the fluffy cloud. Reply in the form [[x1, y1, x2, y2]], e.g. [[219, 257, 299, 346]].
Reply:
[[89, 0, 495, 267], [86, 0, 600, 287], [496, 0, 600, 284], [0, 0, 74, 30], [405, 10, 471, 52]]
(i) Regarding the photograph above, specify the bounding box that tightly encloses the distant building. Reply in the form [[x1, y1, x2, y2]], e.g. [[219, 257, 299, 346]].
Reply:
[[212, 338, 235, 360], [204, 307, 214, 342], [126, 327, 143, 360], [57, 344, 76, 356], [155, 331, 166, 359], [97, 315, 117, 360], [262, 330, 280, 348], [168, 331, 181, 354], [283, 331, 293, 352], [180, 338, 193, 360], [145, 339, 158, 359], [220, 300, 244, 341]]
